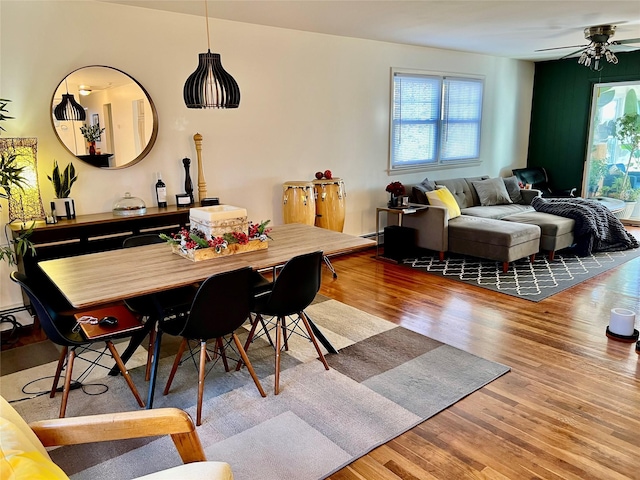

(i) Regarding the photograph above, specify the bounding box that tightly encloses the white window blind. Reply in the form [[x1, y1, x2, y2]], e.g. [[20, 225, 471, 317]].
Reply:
[[390, 71, 483, 170]]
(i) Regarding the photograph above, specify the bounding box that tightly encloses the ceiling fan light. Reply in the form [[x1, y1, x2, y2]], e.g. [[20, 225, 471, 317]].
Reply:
[[53, 93, 87, 121]]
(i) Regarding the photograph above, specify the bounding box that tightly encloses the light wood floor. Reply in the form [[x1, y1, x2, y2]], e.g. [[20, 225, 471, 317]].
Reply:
[[321, 233, 640, 480]]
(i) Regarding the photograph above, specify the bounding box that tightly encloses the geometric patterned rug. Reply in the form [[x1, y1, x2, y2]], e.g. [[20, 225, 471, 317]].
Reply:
[[5, 299, 509, 480], [404, 247, 640, 302]]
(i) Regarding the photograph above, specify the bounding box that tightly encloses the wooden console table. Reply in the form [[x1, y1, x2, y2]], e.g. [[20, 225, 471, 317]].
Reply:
[[9, 206, 190, 305]]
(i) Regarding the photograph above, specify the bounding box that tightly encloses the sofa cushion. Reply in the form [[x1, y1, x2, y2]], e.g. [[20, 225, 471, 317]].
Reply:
[[471, 177, 512, 206], [425, 186, 461, 219], [434, 177, 477, 209], [461, 204, 534, 219], [411, 181, 436, 204], [502, 175, 524, 204]]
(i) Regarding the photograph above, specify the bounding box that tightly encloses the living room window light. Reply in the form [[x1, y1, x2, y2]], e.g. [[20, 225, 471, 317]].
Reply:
[[390, 69, 484, 171]]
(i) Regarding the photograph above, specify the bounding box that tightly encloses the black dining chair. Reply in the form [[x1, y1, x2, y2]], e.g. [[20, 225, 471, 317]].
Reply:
[[241, 250, 330, 395], [162, 267, 267, 426], [10, 271, 146, 418], [121, 234, 198, 383]]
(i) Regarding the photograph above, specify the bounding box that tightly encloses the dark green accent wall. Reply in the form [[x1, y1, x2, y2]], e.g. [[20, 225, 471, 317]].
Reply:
[[528, 50, 640, 194]]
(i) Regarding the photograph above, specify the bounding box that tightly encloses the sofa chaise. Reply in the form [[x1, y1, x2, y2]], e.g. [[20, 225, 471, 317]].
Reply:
[[395, 175, 576, 270]]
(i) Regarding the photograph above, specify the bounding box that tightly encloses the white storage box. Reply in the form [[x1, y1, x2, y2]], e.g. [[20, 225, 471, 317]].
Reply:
[[189, 205, 248, 238]]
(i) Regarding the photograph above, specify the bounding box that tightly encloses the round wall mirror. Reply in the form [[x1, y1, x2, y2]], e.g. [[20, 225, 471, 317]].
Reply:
[[51, 66, 158, 169]]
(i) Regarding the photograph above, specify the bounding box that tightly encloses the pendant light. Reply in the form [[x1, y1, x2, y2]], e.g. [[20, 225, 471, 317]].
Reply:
[[54, 80, 86, 121], [183, 0, 240, 109]]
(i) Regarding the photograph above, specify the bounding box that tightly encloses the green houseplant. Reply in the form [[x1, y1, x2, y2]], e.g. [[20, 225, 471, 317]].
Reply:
[[47, 160, 78, 219]]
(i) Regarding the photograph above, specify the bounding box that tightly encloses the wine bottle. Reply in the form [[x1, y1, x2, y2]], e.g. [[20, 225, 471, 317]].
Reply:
[[155, 172, 167, 208]]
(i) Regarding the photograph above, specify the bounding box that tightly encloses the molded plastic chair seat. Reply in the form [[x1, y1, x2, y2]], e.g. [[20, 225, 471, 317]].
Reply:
[[10, 272, 146, 418], [162, 267, 267, 426], [242, 251, 330, 395]]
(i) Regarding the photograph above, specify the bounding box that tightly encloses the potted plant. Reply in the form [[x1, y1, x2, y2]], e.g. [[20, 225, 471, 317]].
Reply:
[[47, 160, 78, 219], [79, 123, 105, 155], [604, 113, 640, 216]]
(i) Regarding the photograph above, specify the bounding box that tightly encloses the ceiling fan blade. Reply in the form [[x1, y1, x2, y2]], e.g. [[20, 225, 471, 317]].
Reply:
[[535, 43, 588, 52], [614, 38, 640, 45], [560, 47, 588, 60]]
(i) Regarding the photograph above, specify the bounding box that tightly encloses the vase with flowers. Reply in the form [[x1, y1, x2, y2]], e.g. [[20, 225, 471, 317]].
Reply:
[[79, 124, 105, 155], [385, 181, 406, 207]]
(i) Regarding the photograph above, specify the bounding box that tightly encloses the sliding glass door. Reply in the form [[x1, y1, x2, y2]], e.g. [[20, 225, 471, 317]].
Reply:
[[583, 81, 640, 223]]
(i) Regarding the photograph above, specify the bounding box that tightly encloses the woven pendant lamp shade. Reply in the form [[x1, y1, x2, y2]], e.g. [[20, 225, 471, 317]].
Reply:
[[183, 49, 240, 109], [54, 93, 86, 121]]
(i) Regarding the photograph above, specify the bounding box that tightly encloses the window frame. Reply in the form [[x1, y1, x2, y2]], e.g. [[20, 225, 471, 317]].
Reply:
[[389, 68, 484, 173]]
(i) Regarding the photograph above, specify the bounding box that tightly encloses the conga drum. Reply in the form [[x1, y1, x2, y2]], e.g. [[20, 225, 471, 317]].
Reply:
[[312, 178, 346, 232], [282, 181, 316, 225]]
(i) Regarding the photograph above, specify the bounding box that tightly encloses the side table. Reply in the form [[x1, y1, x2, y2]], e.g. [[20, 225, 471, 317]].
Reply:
[[375, 204, 429, 260]]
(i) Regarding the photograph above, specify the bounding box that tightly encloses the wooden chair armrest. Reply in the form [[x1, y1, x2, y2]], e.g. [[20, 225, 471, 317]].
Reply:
[[29, 407, 205, 464]]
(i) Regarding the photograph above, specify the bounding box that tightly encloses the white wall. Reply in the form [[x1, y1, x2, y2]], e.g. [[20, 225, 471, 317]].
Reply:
[[0, 0, 534, 310]]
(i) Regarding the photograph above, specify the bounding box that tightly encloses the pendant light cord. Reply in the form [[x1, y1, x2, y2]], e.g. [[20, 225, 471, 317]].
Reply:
[[205, 0, 211, 51]]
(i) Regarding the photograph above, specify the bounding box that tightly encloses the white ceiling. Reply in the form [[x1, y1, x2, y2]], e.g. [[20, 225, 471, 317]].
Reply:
[[99, 0, 640, 61]]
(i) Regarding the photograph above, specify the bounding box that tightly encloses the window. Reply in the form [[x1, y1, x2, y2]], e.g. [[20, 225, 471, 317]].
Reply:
[[390, 70, 484, 171]]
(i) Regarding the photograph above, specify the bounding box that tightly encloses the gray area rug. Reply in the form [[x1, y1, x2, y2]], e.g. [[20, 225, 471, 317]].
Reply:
[[8, 299, 509, 480], [404, 247, 640, 302]]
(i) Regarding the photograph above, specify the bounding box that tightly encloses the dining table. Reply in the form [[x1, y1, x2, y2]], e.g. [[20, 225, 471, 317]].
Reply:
[[37, 223, 375, 407]]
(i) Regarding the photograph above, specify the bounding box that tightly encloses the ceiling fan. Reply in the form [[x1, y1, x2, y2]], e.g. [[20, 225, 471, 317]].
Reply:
[[536, 25, 640, 71]]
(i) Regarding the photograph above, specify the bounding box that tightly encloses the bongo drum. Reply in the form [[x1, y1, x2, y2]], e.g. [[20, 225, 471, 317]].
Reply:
[[312, 178, 346, 232], [282, 181, 316, 225]]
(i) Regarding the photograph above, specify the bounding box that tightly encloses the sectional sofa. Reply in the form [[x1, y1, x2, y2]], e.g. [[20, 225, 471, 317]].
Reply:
[[397, 175, 576, 271]]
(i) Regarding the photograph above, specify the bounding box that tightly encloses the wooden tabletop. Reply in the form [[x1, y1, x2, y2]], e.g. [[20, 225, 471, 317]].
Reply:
[[38, 223, 375, 309]]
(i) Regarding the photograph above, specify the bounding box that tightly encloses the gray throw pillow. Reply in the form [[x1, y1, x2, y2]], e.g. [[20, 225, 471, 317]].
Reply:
[[502, 175, 523, 204], [471, 177, 513, 206], [412, 178, 437, 204]]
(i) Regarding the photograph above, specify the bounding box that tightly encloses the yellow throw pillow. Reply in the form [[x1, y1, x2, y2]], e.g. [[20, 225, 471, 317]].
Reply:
[[425, 186, 461, 219]]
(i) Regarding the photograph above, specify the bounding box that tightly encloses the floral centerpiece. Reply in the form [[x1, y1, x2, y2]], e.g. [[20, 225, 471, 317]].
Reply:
[[160, 220, 272, 261]]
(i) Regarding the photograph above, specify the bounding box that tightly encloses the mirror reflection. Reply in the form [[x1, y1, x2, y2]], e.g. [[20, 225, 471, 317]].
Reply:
[[51, 66, 158, 169]]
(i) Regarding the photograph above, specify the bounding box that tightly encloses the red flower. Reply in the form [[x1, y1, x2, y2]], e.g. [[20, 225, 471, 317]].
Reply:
[[386, 181, 405, 196]]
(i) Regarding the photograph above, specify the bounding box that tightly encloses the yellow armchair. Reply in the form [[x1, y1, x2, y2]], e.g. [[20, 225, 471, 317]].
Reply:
[[0, 396, 232, 480]]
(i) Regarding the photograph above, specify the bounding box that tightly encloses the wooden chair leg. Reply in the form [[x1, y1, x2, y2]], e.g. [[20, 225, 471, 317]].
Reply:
[[59, 349, 75, 418], [236, 314, 261, 371], [163, 338, 188, 395], [530, 253, 536, 263], [502, 261, 509, 273], [145, 328, 156, 382], [274, 317, 282, 395], [196, 340, 207, 426], [281, 318, 289, 351], [548, 250, 555, 261], [106, 341, 145, 408], [50, 346, 68, 398], [300, 312, 330, 371], [216, 338, 230, 372], [232, 334, 266, 398]]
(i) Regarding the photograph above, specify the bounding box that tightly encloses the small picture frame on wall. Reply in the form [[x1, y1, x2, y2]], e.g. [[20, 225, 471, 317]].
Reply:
[[92, 113, 102, 141]]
